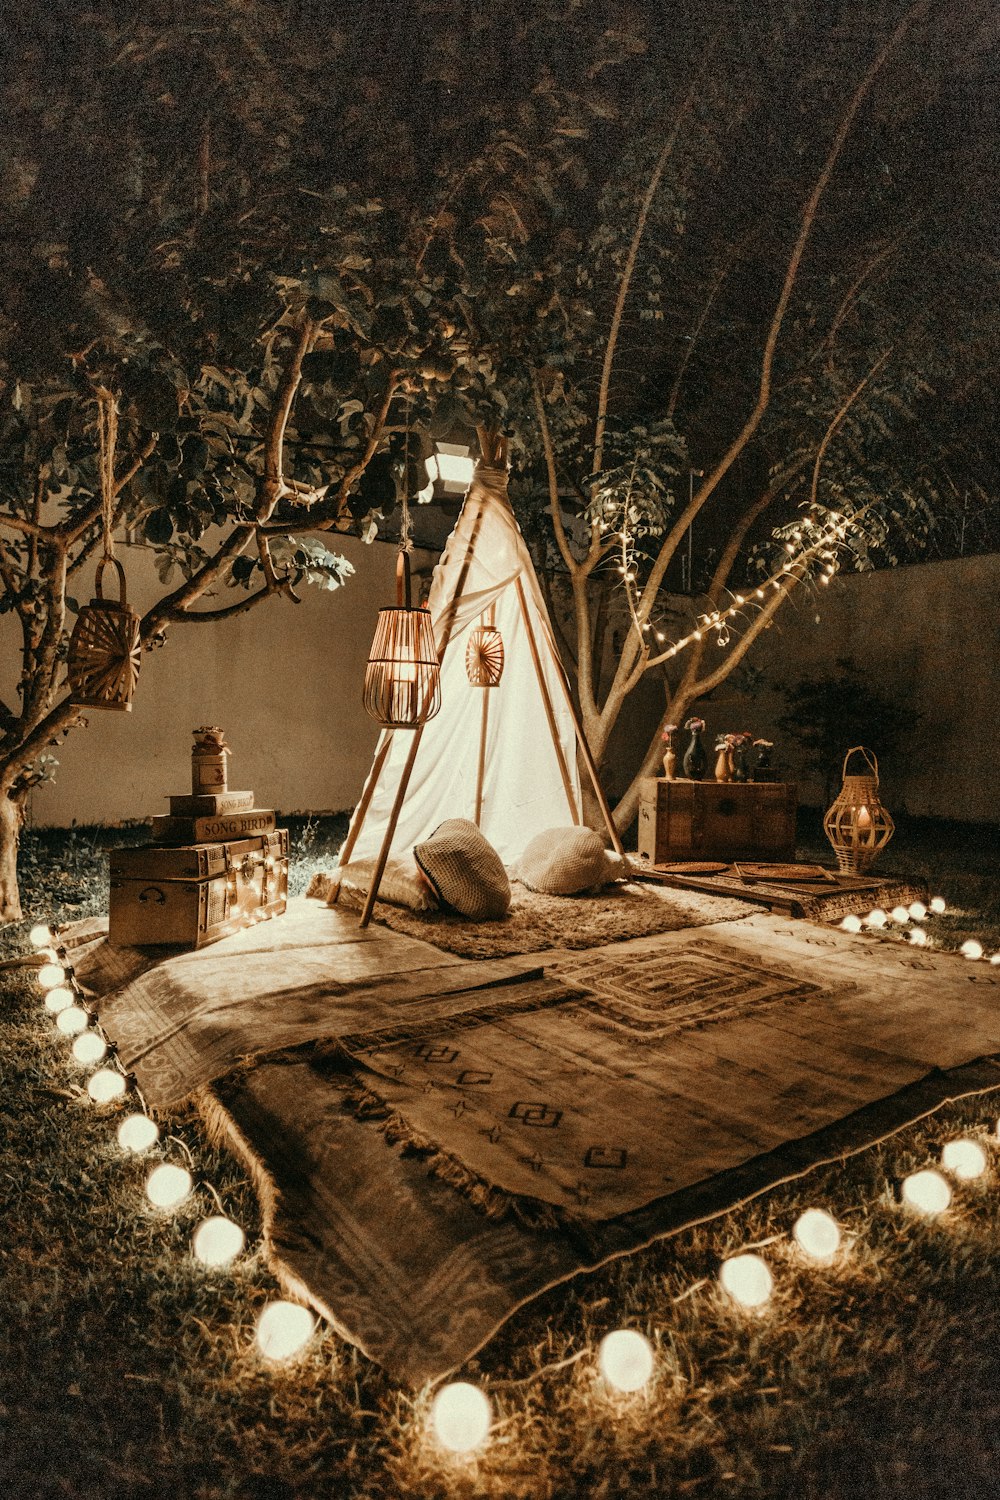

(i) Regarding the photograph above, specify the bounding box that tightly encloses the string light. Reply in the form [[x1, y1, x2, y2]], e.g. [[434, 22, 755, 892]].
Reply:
[[865, 909, 888, 929], [146, 1163, 193, 1210], [792, 1208, 842, 1262], [890, 906, 910, 924], [960, 940, 984, 961], [87, 1068, 127, 1104], [908, 901, 927, 922], [719, 1254, 773, 1309], [840, 914, 863, 933], [598, 1329, 655, 1393], [29, 922, 54, 947], [255, 1301, 316, 1363], [192, 1216, 245, 1268], [56, 1005, 90, 1036], [930, 897, 947, 915], [430, 1382, 492, 1454], [44, 985, 75, 1014], [37, 962, 66, 991], [941, 1139, 988, 1180], [901, 1169, 951, 1214], [908, 927, 928, 946], [117, 1114, 159, 1153], [72, 1031, 108, 1065]]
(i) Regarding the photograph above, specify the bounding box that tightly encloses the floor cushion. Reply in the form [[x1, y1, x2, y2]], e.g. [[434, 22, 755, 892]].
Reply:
[[413, 819, 511, 920], [308, 856, 438, 912], [517, 825, 625, 895]]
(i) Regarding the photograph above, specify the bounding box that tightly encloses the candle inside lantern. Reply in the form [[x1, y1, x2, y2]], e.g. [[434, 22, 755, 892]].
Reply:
[[856, 805, 872, 830]]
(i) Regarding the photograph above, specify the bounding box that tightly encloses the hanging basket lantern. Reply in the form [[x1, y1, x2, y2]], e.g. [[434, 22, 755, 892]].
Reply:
[[363, 553, 441, 729], [465, 616, 504, 687], [823, 745, 894, 874], [67, 558, 142, 712]]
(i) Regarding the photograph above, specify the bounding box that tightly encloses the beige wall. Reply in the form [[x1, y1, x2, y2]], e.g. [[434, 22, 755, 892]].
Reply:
[[16, 535, 424, 829], [609, 553, 1000, 823], [12, 543, 1000, 829]]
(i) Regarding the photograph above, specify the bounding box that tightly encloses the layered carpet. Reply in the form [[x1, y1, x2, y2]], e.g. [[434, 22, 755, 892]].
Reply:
[[65, 895, 1000, 1386]]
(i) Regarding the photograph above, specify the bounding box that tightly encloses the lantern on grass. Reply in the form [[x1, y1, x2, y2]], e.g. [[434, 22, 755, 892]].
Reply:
[[465, 607, 504, 688], [363, 553, 441, 728], [823, 746, 894, 874]]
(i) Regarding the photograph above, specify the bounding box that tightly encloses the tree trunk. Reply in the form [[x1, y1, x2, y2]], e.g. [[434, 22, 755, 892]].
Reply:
[[0, 788, 26, 923]]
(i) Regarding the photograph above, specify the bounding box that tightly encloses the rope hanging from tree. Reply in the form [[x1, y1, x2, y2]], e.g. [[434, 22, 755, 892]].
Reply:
[[96, 386, 118, 561]]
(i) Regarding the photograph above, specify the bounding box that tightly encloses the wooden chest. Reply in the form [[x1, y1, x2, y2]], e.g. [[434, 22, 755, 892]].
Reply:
[[109, 830, 289, 949], [637, 780, 797, 866]]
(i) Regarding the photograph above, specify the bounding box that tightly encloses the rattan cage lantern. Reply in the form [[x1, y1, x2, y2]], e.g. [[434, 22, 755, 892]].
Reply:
[[465, 609, 504, 687], [823, 745, 894, 874], [67, 558, 142, 712], [363, 553, 441, 729]]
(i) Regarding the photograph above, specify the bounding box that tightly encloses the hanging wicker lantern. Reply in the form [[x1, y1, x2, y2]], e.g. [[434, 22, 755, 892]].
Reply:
[[363, 553, 441, 728], [823, 745, 894, 874], [67, 558, 142, 712], [466, 618, 504, 687]]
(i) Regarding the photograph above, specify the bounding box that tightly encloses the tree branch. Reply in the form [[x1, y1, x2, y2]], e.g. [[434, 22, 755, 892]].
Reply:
[[259, 316, 315, 519]]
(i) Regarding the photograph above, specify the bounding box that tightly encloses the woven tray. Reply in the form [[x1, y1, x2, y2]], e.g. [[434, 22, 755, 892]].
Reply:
[[733, 862, 838, 884]]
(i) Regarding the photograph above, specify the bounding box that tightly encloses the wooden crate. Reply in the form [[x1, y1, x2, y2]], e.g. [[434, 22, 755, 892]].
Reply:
[[637, 780, 797, 866], [109, 830, 288, 949]]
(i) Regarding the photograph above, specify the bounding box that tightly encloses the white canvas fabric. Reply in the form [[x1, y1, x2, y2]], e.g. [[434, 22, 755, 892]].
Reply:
[[344, 465, 582, 868]]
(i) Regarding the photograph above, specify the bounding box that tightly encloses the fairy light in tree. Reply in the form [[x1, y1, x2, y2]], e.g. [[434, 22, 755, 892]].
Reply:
[[429, 1382, 493, 1454], [192, 1216, 245, 1268], [941, 1139, 988, 1180], [719, 1253, 773, 1309], [118, 1114, 159, 1153], [598, 1330, 655, 1393], [88, 1068, 127, 1104], [793, 1208, 842, 1262], [901, 1169, 951, 1214], [146, 1163, 193, 1210], [254, 1300, 316, 1363]]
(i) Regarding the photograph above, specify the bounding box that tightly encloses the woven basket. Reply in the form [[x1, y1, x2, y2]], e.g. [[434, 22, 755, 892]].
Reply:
[[823, 746, 894, 875]]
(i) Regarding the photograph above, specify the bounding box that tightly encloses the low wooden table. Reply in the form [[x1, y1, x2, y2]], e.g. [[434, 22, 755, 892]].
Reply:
[[638, 777, 797, 865]]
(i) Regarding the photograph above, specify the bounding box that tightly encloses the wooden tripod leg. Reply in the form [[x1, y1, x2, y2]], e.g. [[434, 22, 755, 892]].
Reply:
[[359, 723, 426, 928], [473, 687, 490, 826], [514, 576, 580, 824], [331, 731, 395, 902]]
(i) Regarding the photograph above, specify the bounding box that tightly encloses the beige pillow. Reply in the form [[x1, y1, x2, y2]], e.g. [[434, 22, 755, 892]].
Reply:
[[308, 856, 438, 912], [413, 819, 511, 920], [517, 826, 625, 895]]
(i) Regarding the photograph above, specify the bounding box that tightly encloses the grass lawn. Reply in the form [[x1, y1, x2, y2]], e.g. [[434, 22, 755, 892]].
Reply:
[[2, 813, 1000, 1499]]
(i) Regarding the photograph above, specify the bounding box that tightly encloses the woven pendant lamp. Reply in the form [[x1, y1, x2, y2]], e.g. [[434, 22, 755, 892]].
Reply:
[[823, 745, 894, 874], [466, 605, 504, 687], [363, 552, 441, 728]]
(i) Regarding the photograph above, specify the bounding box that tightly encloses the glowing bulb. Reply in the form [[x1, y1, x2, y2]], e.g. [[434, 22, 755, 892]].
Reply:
[[88, 1068, 126, 1103], [901, 1168, 951, 1214], [908, 901, 927, 921], [598, 1329, 655, 1393], [254, 1300, 316, 1363], [755, 589, 764, 599], [735, 594, 745, 605], [37, 963, 66, 991], [72, 1031, 107, 1065], [29, 923, 53, 947], [865, 909, 888, 929], [961, 940, 983, 961], [891, 907, 910, 924], [941, 1139, 987, 1180], [192, 1216, 245, 1267], [840, 915, 862, 933], [430, 1382, 492, 1454], [56, 1005, 89, 1036], [117, 1114, 159, 1153], [44, 985, 75, 1014], [146, 1163, 193, 1210], [990, 954, 1000, 966], [719, 1253, 773, 1308], [908, 927, 928, 946], [793, 1208, 842, 1262], [930, 897, 947, 915]]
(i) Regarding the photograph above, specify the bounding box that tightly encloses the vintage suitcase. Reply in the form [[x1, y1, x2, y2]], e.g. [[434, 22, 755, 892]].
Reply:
[[109, 830, 289, 948], [637, 779, 797, 866]]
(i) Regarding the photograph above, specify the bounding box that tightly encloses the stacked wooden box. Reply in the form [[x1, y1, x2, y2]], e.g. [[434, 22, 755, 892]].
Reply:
[[637, 778, 797, 866]]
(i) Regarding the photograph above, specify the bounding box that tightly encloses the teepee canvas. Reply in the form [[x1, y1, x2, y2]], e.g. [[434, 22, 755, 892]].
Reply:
[[340, 442, 621, 919]]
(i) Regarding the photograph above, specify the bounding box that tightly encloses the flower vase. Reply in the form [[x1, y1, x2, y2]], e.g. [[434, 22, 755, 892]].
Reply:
[[732, 746, 749, 782], [713, 748, 731, 783], [662, 745, 677, 781], [683, 728, 708, 781]]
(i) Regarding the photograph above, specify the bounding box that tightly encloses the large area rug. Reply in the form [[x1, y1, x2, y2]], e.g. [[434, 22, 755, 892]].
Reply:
[[315, 875, 750, 958], [65, 899, 1000, 1387]]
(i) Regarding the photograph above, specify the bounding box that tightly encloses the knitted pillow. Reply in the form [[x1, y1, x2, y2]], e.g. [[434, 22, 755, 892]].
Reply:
[[517, 826, 625, 896], [308, 856, 438, 912], [413, 819, 511, 920]]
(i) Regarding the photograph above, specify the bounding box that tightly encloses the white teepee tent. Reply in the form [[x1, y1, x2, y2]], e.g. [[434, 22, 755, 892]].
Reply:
[[339, 438, 622, 923]]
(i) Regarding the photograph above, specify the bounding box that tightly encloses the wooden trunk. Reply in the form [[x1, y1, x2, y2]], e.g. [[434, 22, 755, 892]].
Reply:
[[109, 830, 288, 949], [637, 780, 797, 866]]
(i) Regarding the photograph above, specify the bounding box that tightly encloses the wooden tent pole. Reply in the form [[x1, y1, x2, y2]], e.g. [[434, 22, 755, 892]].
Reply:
[[473, 685, 490, 826], [358, 488, 491, 926], [513, 575, 581, 825], [332, 733, 394, 895]]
